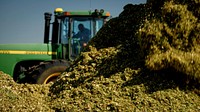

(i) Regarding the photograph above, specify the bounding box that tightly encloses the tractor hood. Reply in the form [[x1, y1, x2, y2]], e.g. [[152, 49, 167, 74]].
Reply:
[[0, 43, 55, 54], [0, 43, 56, 77]]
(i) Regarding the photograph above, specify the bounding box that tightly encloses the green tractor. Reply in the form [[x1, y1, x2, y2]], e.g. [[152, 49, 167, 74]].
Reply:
[[0, 8, 110, 84]]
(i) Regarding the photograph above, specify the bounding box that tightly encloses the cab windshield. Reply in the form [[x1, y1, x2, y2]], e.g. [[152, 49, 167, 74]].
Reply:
[[61, 17, 104, 56]]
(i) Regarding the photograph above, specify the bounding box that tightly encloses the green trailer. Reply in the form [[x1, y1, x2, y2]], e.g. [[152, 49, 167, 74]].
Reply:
[[0, 8, 110, 84]]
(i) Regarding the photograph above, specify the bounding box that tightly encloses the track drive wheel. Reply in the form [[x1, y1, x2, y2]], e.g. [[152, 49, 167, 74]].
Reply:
[[30, 60, 70, 84]]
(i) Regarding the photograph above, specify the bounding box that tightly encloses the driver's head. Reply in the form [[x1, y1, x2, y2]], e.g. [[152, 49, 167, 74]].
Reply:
[[78, 24, 84, 31]]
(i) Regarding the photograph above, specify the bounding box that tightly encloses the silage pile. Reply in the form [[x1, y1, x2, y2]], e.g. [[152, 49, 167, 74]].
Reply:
[[0, 71, 52, 112], [141, 0, 200, 83], [49, 0, 200, 111], [0, 0, 200, 111]]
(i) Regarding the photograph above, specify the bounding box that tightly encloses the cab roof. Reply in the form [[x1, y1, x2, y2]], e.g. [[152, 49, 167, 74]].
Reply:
[[54, 8, 110, 18]]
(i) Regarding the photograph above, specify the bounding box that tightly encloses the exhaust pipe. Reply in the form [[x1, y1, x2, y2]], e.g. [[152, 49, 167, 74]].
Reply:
[[44, 12, 52, 43]]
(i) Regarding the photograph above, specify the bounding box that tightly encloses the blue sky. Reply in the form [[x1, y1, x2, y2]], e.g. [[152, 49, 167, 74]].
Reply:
[[0, 0, 146, 44]]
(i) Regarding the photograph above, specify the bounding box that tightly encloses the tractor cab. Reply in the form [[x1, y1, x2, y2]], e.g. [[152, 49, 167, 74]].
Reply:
[[44, 8, 110, 60]]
